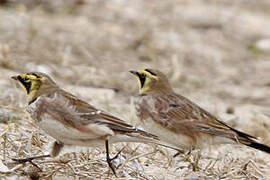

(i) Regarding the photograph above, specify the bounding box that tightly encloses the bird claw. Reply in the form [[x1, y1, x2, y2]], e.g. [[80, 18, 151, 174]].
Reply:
[[111, 146, 125, 161], [12, 154, 50, 171], [106, 147, 125, 176], [12, 157, 42, 171], [12, 157, 29, 163], [106, 156, 117, 176], [173, 152, 181, 158], [105, 140, 127, 176]]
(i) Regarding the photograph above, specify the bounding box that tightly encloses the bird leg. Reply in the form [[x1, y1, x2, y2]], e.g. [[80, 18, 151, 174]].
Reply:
[[12, 141, 64, 170], [191, 150, 201, 171], [105, 140, 120, 176], [179, 148, 201, 171]]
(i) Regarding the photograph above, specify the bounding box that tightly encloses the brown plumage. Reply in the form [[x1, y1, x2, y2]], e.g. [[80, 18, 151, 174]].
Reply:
[[130, 69, 270, 154], [11, 72, 171, 175]]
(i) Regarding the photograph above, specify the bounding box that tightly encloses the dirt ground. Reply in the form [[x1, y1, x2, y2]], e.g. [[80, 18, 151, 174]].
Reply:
[[0, 0, 270, 179]]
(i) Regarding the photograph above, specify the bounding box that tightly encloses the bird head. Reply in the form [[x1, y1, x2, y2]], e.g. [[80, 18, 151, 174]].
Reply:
[[11, 72, 58, 103], [129, 69, 172, 94]]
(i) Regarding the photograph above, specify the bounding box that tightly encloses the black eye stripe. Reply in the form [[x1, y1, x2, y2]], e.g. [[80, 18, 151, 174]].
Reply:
[[17, 76, 31, 94], [145, 69, 156, 76], [139, 74, 146, 88], [31, 73, 40, 78]]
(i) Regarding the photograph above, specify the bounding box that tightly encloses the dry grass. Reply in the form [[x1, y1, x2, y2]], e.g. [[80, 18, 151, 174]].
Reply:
[[1, 0, 270, 179]]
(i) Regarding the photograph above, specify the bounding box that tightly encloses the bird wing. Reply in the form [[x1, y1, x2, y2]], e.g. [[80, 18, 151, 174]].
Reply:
[[44, 90, 158, 139], [147, 93, 256, 142]]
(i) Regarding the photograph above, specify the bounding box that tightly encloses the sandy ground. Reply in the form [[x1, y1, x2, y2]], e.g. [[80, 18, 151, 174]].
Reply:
[[0, 0, 270, 179]]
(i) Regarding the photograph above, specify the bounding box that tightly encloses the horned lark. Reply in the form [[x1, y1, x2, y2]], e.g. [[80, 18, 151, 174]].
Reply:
[[130, 69, 270, 154], [11, 72, 176, 175]]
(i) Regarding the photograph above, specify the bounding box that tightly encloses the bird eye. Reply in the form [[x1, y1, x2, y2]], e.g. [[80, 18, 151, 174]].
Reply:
[[23, 77, 29, 81]]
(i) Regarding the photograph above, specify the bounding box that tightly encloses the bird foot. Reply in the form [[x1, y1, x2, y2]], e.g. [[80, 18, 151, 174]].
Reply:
[[12, 154, 50, 171], [106, 147, 125, 176]]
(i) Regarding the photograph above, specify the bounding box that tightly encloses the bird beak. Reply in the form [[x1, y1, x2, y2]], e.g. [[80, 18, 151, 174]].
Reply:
[[129, 70, 139, 76], [11, 75, 19, 80]]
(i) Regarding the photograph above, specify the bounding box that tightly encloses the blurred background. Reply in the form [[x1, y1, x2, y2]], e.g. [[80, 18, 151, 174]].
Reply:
[[0, 0, 270, 179]]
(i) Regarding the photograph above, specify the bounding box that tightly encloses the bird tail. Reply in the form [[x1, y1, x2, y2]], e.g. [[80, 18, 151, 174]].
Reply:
[[246, 141, 270, 154], [127, 136, 184, 152], [234, 130, 270, 154], [111, 129, 184, 152], [130, 128, 185, 152], [135, 128, 159, 140], [108, 124, 184, 152], [149, 140, 185, 153]]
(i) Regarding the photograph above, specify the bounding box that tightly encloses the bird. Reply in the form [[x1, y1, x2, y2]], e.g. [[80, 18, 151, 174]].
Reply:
[[130, 68, 270, 155], [11, 72, 179, 175]]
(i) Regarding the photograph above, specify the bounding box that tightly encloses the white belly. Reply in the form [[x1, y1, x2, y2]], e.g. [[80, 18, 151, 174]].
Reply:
[[37, 113, 102, 145], [142, 120, 236, 150], [142, 118, 194, 150], [37, 113, 148, 147]]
